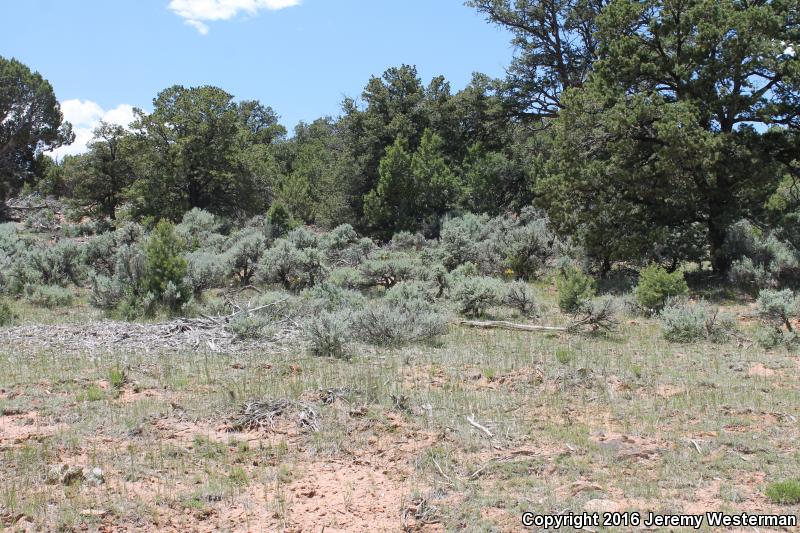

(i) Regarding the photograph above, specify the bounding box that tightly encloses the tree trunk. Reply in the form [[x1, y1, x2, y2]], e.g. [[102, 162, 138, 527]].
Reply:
[[708, 214, 730, 275]]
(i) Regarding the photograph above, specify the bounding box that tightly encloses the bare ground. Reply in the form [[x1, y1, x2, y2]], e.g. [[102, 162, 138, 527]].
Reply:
[[1, 312, 799, 532]]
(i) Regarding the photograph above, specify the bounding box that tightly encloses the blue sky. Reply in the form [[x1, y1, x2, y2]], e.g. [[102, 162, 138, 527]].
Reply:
[[1, 0, 513, 155]]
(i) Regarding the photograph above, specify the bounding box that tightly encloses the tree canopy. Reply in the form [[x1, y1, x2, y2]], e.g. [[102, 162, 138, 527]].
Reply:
[[12, 0, 800, 275], [0, 56, 73, 201]]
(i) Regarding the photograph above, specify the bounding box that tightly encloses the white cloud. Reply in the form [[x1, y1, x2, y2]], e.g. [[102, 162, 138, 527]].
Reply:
[[168, 0, 301, 34], [50, 100, 136, 159]]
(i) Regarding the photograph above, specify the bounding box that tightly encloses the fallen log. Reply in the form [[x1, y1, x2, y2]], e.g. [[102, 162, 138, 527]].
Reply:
[[458, 320, 568, 333], [5, 204, 50, 210]]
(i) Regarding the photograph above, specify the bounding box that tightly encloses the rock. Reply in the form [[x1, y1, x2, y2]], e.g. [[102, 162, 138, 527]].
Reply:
[[46, 464, 84, 485], [570, 480, 604, 495], [84, 467, 104, 486], [466, 369, 482, 381], [584, 499, 621, 513], [80, 509, 109, 517], [62, 466, 84, 485], [45, 464, 67, 485]]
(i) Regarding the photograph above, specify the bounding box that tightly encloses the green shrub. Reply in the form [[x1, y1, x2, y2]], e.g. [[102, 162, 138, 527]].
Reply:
[[754, 326, 789, 348], [305, 282, 365, 312], [176, 208, 225, 251], [450, 262, 479, 280], [321, 224, 358, 252], [108, 367, 126, 390], [24, 285, 74, 308], [504, 281, 538, 317], [660, 300, 736, 343], [385, 281, 435, 306], [267, 201, 297, 236], [24, 208, 57, 232], [229, 314, 274, 340], [83, 231, 118, 277], [326, 267, 365, 290], [89, 222, 187, 319], [260, 239, 303, 289], [499, 217, 558, 280], [756, 289, 798, 331], [224, 230, 267, 286], [89, 273, 124, 309], [426, 263, 450, 298], [729, 257, 772, 295], [724, 220, 800, 292], [452, 276, 505, 317], [352, 291, 448, 347], [19, 241, 85, 289], [390, 231, 426, 251], [0, 299, 13, 326], [184, 251, 228, 295], [304, 311, 351, 359], [765, 480, 800, 504], [358, 252, 416, 289], [554, 347, 573, 365], [143, 221, 191, 312], [286, 227, 318, 250], [439, 213, 486, 269], [635, 264, 688, 312], [557, 267, 596, 314]]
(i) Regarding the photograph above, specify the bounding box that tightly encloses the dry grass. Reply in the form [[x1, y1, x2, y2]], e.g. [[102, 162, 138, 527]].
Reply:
[[0, 291, 798, 532]]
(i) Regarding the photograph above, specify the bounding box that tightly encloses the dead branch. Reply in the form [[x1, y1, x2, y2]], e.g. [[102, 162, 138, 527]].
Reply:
[[465, 414, 494, 438], [5, 204, 50, 211], [226, 298, 288, 321], [459, 320, 568, 333], [459, 298, 619, 335], [230, 398, 319, 433]]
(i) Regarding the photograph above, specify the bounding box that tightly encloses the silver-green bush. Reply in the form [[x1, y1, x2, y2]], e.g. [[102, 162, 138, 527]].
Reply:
[[352, 288, 448, 346], [304, 310, 351, 359], [660, 300, 736, 343], [24, 284, 74, 308], [224, 230, 267, 286], [305, 282, 366, 312], [0, 299, 12, 326], [390, 231, 426, 251], [358, 252, 416, 289], [259, 239, 305, 290], [326, 267, 365, 290], [451, 276, 505, 317], [185, 251, 228, 295], [504, 281, 539, 317], [725, 220, 800, 293], [756, 289, 798, 331]]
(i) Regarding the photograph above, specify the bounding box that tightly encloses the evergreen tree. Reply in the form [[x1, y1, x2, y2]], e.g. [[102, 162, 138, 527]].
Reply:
[[363, 137, 415, 238]]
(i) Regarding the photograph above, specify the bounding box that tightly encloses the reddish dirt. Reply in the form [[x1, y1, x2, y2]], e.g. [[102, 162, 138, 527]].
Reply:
[[747, 363, 777, 377], [0, 410, 65, 449]]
